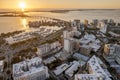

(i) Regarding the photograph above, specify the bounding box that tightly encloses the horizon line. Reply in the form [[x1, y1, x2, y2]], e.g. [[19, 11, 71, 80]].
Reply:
[[0, 8, 120, 10]]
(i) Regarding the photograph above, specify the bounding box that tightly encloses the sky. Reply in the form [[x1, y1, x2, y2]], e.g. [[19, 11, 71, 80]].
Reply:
[[0, 0, 120, 9]]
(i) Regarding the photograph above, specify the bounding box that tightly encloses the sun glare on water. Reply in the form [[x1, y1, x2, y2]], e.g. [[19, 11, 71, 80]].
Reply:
[[21, 18, 27, 28], [19, 1, 26, 11]]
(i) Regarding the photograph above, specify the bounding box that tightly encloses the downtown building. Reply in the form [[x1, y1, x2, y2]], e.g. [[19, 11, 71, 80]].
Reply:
[[13, 57, 49, 80]]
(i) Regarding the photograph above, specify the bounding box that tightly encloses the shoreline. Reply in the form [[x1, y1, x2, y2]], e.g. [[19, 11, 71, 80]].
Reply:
[[0, 14, 29, 17]]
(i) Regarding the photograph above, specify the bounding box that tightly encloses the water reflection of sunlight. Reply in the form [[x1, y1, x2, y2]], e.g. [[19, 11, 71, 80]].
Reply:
[[22, 18, 27, 27], [21, 18, 29, 31]]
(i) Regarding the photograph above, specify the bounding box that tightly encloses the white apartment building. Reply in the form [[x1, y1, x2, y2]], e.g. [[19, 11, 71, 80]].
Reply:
[[53, 63, 70, 76], [65, 61, 80, 77], [63, 31, 73, 53], [13, 57, 49, 80], [75, 55, 111, 80]]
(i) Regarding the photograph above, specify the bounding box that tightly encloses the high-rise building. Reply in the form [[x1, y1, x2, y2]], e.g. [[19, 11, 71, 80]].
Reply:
[[84, 19, 89, 26], [92, 19, 98, 27], [63, 31, 73, 53], [97, 20, 106, 28], [109, 19, 114, 23], [63, 30, 82, 53], [102, 19, 108, 24], [100, 24, 108, 33], [74, 19, 81, 27]]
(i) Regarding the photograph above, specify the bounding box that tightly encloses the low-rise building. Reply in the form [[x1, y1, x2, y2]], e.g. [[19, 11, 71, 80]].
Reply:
[[5, 26, 63, 44], [103, 44, 120, 56], [13, 57, 49, 80], [108, 31, 120, 37], [75, 55, 111, 80], [80, 45, 92, 55], [115, 55, 120, 65], [55, 51, 71, 61], [65, 61, 79, 77], [43, 56, 56, 65], [73, 53, 89, 61], [80, 33, 101, 53], [53, 63, 70, 76], [37, 41, 61, 56], [75, 74, 101, 80], [5, 32, 35, 44], [107, 25, 120, 32]]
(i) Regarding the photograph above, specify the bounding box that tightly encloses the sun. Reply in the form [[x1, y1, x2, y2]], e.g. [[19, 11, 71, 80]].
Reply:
[[19, 1, 26, 11]]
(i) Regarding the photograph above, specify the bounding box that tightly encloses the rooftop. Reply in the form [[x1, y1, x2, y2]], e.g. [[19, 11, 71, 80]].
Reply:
[[75, 55, 111, 80], [88, 55, 111, 80], [73, 53, 89, 61], [75, 74, 99, 80], [43, 56, 56, 65], [55, 51, 71, 61], [65, 61, 79, 77], [79, 33, 101, 52], [5, 32, 35, 44], [54, 63, 70, 76], [13, 57, 47, 78]]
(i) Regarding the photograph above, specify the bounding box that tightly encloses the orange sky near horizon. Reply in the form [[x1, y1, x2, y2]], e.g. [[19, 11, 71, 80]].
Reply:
[[0, 0, 120, 9]]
